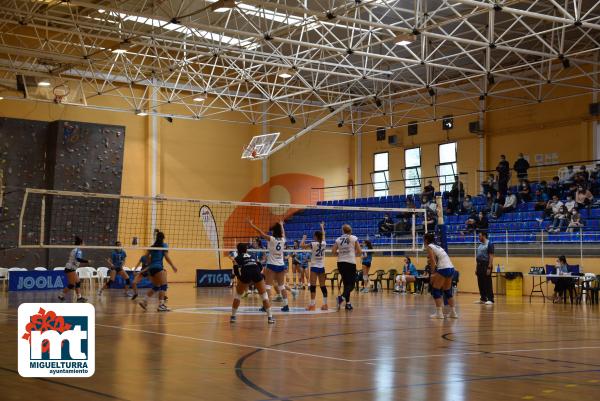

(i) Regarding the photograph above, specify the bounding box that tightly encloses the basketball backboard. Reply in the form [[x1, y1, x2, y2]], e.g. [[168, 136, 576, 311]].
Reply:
[[241, 133, 280, 160]]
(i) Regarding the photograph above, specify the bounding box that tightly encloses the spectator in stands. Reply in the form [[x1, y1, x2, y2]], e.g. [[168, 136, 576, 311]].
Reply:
[[425, 209, 437, 232], [496, 155, 510, 196], [538, 180, 548, 195], [548, 176, 561, 198], [562, 165, 576, 187], [541, 195, 563, 220], [477, 211, 489, 233], [423, 180, 435, 202], [564, 195, 576, 214], [481, 174, 497, 197], [378, 213, 394, 237], [462, 195, 474, 214], [567, 210, 584, 233], [534, 189, 549, 211], [591, 171, 600, 196], [485, 192, 494, 212], [518, 179, 531, 203], [492, 190, 516, 219], [575, 166, 589, 186], [406, 195, 416, 209], [513, 153, 530, 180], [475, 231, 494, 305], [575, 185, 594, 209], [463, 210, 479, 235], [394, 213, 409, 234], [548, 205, 568, 233]]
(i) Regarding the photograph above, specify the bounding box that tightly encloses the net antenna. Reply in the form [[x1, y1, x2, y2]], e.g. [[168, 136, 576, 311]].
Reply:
[[241, 133, 280, 160]]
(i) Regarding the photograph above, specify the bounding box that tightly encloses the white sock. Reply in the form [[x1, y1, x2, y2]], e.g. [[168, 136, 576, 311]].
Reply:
[[266, 307, 273, 318], [309, 299, 316, 306], [283, 298, 289, 306], [232, 307, 238, 317], [436, 306, 443, 315], [323, 297, 327, 304]]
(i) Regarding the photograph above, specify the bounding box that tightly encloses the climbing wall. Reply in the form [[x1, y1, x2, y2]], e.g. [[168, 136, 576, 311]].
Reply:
[[0, 117, 51, 268], [0, 117, 126, 268]]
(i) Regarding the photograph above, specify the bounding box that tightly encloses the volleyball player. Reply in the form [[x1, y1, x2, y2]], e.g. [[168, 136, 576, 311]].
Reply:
[[291, 240, 301, 289], [230, 243, 275, 324], [138, 231, 178, 312], [130, 254, 150, 301], [332, 224, 362, 311], [58, 236, 89, 302], [297, 246, 310, 289], [249, 219, 291, 312], [424, 233, 458, 319], [98, 241, 131, 297], [300, 222, 328, 310], [360, 240, 373, 293]]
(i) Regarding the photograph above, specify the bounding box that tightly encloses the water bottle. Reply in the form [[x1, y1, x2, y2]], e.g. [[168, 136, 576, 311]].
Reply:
[[496, 264, 500, 273]]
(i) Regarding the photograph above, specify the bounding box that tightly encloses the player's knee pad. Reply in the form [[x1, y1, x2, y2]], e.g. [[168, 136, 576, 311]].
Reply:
[[432, 288, 443, 299], [309, 285, 316, 294], [278, 285, 285, 292], [233, 292, 241, 300], [444, 288, 454, 299], [160, 284, 168, 292], [152, 286, 160, 292], [261, 292, 269, 301], [125, 279, 131, 285], [75, 281, 81, 288], [395, 275, 401, 283], [67, 284, 75, 289], [363, 274, 369, 281], [265, 285, 272, 291], [320, 286, 328, 297]]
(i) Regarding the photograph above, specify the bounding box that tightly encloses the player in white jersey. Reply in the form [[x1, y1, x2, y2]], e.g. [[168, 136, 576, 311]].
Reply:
[[332, 224, 362, 311], [58, 236, 90, 302], [300, 222, 328, 311], [249, 220, 291, 312], [424, 233, 458, 319]]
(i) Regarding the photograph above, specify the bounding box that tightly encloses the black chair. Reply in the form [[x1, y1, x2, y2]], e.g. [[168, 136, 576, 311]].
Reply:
[[384, 269, 397, 290], [370, 269, 386, 292], [326, 269, 339, 291]]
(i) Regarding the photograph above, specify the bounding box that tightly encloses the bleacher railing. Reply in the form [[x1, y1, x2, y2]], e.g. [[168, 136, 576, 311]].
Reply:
[[311, 172, 470, 203]]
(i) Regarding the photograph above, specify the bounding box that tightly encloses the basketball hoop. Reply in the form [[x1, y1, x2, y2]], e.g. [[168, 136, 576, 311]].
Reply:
[[241, 133, 280, 160], [53, 84, 70, 104]]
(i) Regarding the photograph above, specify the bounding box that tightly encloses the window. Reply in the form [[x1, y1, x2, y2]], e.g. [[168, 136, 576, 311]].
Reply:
[[438, 142, 458, 193], [404, 147, 422, 196], [373, 152, 389, 197]]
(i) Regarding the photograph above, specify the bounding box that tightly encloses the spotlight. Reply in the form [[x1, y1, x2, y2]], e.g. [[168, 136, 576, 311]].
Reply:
[[442, 115, 454, 131], [328, 106, 335, 113], [374, 97, 382, 107], [135, 109, 147, 116], [289, 115, 296, 124], [395, 33, 416, 46], [338, 121, 344, 128], [560, 56, 571, 68], [164, 116, 173, 123], [487, 73, 495, 85], [427, 87, 435, 97]]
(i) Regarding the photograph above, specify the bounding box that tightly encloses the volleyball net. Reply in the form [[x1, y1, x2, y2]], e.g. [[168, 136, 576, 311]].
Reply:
[[18, 188, 427, 253]]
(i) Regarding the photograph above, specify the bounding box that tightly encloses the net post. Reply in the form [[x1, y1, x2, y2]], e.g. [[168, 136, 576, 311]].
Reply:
[[40, 195, 46, 247], [18, 189, 30, 248], [411, 212, 416, 250]]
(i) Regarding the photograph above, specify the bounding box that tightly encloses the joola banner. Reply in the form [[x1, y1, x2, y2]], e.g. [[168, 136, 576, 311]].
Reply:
[[18, 303, 95, 377]]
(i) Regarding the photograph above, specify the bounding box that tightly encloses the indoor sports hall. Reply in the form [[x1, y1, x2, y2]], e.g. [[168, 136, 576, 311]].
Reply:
[[1, 1, 600, 401]]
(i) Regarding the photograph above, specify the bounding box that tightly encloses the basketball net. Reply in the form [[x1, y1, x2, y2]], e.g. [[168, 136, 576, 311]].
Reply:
[[53, 85, 70, 104]]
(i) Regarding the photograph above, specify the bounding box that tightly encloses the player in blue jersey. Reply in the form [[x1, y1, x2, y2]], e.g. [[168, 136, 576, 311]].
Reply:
[[98, 241, 131, 297], [130, 254, 150, 300], [58, 236, 90, 302], [301, 222, 328, 310], [138, 231, 178, 312], [297, 247, 310, 289], [360, 240, 373, 293], [230, 242, 274, 324]]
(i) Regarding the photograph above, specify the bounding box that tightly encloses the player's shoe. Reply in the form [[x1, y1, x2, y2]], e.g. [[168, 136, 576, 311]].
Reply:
[[430, 311, 445, 319], [281, 305, 290, 312], [58, 294, 65, 301], [130, 293, 138, 301], [473, 300, 484, 304], [259, 306, 266, 313], [138, 299, 148, 310], [230, 316, 236, 324], [321, 304, 329, 311], [157, 304, 171, 312], [125, 291, 134, 297], [336, 296, 344, 311], [447, 310, 459, 319], [76, 297, 87, 303], [290, 288, 299, 299], [267, 316, 275, 325], [306, 304, 316, 311], [345, 304, 353, 311], [485, 301, 494, 305]]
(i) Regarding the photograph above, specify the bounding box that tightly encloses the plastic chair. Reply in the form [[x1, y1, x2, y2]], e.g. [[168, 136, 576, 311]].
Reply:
[[326, 269, 340, 291], [76, 267, 95, 291], [34, 267, 47, 271], [384, 269, 397, 290], [96, 267, 110, 285], [54, 267, 65, 271], [0, 267, 8, 290]]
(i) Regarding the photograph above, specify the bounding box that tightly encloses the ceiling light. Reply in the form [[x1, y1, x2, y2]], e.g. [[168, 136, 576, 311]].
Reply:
[[278, 68, 293, 79], [211, 0, 236, 12], [112, 40, 131, 54], [112, 48, 127, 54], [37, 80, 51, 87], [136, 110, 147, 116], [395, 33, 416, 46], [193, 96, 206, 102], [98, 9, 105, 14]]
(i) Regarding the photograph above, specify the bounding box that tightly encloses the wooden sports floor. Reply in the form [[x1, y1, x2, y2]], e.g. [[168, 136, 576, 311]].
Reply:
[[1, 284, 599, 401]]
